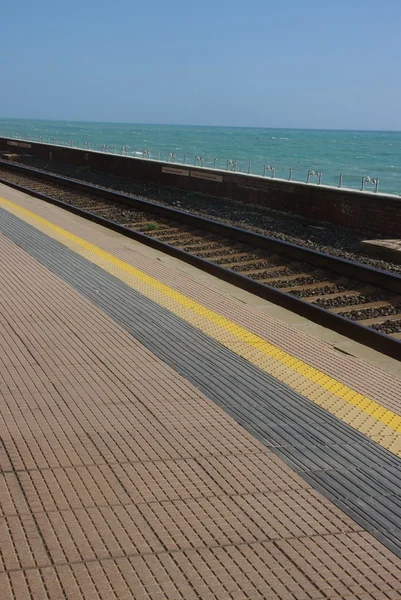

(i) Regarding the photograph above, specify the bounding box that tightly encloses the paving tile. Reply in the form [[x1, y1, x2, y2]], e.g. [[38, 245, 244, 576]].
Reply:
[[0, 189, 401, 599]]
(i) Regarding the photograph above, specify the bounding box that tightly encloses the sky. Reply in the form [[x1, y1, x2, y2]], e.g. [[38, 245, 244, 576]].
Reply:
[[1, 0, 400, 130]]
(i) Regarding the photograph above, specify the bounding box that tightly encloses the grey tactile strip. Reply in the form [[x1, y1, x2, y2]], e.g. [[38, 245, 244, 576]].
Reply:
[[1, 207, 401, 559]]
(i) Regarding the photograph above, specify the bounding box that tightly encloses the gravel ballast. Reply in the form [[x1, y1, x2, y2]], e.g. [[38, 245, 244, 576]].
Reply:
[[2, 155, 401, 275]]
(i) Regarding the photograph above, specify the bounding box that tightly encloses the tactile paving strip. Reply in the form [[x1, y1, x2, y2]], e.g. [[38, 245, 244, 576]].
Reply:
[[1, 196, 400, 453], [1, 207, 401, 563], [2, 244, 388, 600]]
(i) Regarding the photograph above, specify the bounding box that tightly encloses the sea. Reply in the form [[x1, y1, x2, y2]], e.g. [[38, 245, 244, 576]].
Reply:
[[1, 118, 400, 195]]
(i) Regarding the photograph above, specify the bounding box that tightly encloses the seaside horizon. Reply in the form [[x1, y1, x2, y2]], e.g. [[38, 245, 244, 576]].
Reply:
[[1, 117, 400, 195], [1, 116, 401, 134]]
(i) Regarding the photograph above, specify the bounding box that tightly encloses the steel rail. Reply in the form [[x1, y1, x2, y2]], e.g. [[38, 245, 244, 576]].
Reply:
[[0, 159, 400, 359]]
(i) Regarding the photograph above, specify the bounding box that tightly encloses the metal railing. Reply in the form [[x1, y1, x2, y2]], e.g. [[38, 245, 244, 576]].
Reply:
[[1, 130, 394, 195]]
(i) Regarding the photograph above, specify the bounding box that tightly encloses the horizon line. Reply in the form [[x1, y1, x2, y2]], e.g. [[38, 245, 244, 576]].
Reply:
[[0, 117, 400, 134]]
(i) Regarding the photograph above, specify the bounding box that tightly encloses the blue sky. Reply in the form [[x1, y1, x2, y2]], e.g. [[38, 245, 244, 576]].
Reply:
[[1, 0, 400, 130]]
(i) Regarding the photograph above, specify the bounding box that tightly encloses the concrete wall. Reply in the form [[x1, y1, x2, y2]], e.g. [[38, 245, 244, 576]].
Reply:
[[1, 137, 400, 236]]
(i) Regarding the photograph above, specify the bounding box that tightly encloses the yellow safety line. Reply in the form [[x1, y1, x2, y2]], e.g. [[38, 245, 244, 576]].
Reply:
[[1, 194, 401, 441]]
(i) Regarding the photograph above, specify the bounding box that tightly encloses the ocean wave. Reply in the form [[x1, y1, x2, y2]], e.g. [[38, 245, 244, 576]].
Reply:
[[2, 120, 400, 194]]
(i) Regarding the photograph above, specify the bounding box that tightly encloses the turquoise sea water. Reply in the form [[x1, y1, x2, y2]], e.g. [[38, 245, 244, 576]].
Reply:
[[1, 118, 400, 195]]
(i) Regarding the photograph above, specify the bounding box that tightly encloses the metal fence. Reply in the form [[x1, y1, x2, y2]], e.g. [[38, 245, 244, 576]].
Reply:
[[1, 131, 393, 196]]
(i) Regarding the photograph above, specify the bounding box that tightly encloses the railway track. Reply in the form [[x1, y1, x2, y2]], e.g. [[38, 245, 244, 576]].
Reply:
[[0, 159, 400, 359]]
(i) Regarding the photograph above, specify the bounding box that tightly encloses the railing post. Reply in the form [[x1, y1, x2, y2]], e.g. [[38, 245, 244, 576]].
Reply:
[[361, 176, 379, 193], [307, 170, 322, 184], [263, 164, 276, 178], [338, 174, 343, 188]]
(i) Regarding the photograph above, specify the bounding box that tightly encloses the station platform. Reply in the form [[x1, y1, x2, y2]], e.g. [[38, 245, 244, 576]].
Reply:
[[1, 182, 401, 600]]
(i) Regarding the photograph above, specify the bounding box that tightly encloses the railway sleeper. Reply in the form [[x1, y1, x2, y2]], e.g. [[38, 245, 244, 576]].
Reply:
[[329, 299, 401, 314], [359, 313, 401, 326]]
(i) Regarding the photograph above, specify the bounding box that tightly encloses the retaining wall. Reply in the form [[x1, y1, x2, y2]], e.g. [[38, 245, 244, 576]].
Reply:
[[1, 137, 400, 236]]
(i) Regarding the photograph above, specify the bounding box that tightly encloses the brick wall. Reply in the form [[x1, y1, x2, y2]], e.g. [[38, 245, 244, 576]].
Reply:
[[1, 138, 400, 236]]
